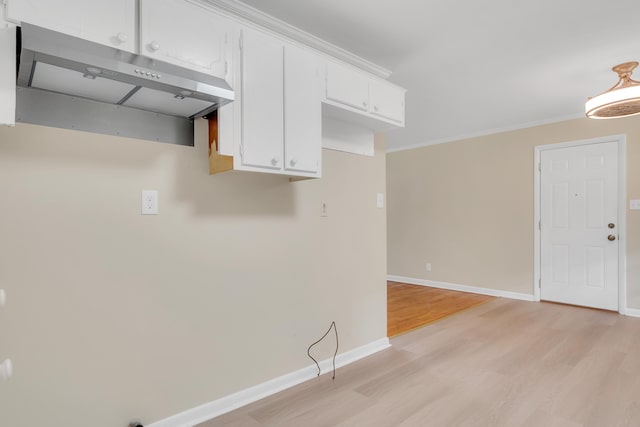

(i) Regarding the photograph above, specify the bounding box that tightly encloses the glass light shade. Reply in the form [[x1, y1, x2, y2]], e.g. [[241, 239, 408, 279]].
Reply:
[[586, 84, 640, 119]]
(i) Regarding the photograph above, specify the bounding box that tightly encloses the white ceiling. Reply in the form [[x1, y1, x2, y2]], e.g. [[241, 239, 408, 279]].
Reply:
[[237, 0, 640, 151]]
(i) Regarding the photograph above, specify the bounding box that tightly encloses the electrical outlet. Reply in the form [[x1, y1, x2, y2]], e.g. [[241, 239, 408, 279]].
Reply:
[[426, 263, 432, 272], [141, 190, 158, 215], [320, 201, 328, 217]]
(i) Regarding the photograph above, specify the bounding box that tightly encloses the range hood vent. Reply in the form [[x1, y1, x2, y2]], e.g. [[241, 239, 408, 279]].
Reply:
[[16, 24, 235, 146]]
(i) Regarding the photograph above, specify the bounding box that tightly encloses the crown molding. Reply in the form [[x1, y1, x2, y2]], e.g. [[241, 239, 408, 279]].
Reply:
[[386, 112, 587, 153], [200, 0, 392, 79]]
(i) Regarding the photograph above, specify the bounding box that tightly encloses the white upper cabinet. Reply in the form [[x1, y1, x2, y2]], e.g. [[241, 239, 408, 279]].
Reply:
[[239, 27, 284, 170], [6, 0, 136, 52], [139, 0, 231, 80], [284, 43, 321, 174], [324, 60, 406, 130], [326, 61, 370, 112], [213, 26, 321, 178], [369, 79, 405, 124]]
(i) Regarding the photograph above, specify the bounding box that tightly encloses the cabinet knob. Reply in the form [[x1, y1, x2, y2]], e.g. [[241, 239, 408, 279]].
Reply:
[[289, 158, 297, 167], [271, 157, 279, 166], [374, 105, 379, 112], [149, 41, 161, 52], [362, 101, 368, 108], [116, 32, 128, 43]]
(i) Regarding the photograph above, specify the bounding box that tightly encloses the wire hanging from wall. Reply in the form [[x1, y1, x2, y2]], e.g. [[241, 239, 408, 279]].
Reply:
[[307, 321, 339, 380]]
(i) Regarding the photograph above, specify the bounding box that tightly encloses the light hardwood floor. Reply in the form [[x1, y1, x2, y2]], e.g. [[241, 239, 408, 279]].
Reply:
[[198, 298, 640, 426], [387, 281, 494, 337]]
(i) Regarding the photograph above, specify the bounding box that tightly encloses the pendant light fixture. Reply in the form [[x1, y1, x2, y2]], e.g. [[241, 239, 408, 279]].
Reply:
[[586, 61, 640, 119]]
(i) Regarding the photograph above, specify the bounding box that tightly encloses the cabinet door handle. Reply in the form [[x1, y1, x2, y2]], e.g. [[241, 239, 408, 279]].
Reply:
[[149, 41, 161, 52], [374, 105, 379, 112], [271, 157, 279, 166], [116, 32, 128, 44], [362, 101, 368, 108], [289, 158, 297, 167]]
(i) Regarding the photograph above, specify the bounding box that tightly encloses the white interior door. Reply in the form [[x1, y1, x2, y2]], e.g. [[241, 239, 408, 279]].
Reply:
[[540, 141, 619, 310]]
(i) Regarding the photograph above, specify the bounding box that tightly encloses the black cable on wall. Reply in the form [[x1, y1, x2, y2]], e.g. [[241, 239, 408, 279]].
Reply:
[[307, 321, 339, 380]]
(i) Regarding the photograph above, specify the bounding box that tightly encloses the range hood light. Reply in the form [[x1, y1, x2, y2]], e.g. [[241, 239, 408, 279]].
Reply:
[[82, 73, 97, 80], [174, 94, 185, 100]]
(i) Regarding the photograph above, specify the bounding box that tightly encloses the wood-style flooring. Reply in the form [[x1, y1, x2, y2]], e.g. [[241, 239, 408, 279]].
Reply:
[[387, 281, 494, 337], [198, 298, 640, 427]]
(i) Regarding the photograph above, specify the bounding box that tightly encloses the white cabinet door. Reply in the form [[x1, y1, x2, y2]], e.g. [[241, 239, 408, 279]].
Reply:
[[139, 0, 230, 79], [239, 28, 284, 170], [326, 61, 369, 112], [284, 44, 321, 175], [6, 0, 136, 52], [369, 79, 405, 124], [323, 59, 406, 132]]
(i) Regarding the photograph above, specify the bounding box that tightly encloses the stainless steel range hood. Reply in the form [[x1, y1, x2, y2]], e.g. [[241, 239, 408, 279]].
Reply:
[[16, 23, 234, 146]]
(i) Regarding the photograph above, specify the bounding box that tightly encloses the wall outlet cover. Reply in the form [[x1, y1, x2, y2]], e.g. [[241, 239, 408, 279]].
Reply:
[[141, 190, 159, 215]]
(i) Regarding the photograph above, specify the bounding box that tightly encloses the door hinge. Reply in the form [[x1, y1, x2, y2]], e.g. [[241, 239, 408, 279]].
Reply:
[[239, 36, 243, 51], [538, 220, 541, 230], [538, 162, 542, 172], [225, 60, 228, 75], [240, 144, 244, 158], [538, 278, 541, 288]]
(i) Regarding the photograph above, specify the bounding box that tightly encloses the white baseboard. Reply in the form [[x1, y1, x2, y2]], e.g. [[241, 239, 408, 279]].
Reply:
[[148, 337, 391, 427], [387, 275, 536, 302], [624, 308, 640, 317]]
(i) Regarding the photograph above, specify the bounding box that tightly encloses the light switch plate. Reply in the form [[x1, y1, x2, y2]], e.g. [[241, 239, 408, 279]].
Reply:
[[0, 359, 12, 380], [376, 193, 384, 208], [630, 200, 640, 210]]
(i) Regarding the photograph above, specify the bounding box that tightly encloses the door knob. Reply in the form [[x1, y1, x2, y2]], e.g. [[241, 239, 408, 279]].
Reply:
[[608, 223, 615, 229], [608, 235, 616, 241]]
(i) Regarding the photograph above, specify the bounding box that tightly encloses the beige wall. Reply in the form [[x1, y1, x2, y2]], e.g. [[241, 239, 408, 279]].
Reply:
[[387, 116, 640, 306], [0, 122, 387, 426]]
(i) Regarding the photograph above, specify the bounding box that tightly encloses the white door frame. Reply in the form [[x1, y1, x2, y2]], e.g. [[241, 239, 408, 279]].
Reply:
[[534, 134, 627, 314]]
